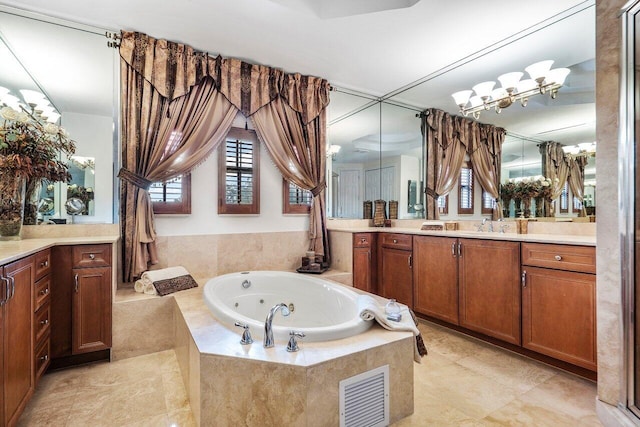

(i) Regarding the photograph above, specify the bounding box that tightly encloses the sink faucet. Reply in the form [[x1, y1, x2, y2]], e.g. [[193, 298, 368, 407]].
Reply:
[[479, 218, 493, 232], [264, 303, 290, 348]]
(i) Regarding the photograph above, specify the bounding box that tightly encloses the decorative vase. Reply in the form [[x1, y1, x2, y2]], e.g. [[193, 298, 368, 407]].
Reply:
[[502, 197, 511, 218], [522, 197, 532, 218], [544, 198, 554, 217], [534, 197, 544, 218], [363, 200, 373, 219], [0, 172, 26, 240], [388, 200, 398, 219], [373, 199, 386, 227], [23, 178, 42, 225], [513, 198, 522, 218]]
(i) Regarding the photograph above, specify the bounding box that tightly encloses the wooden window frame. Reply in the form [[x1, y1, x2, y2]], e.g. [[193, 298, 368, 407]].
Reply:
[[282, 179, 312, 214], [457, 162, 474, 215], [481, 189, 495, 215], [218, 128, 260, 215], [151, 173, 191, 214], [573, 194, 583, 213]]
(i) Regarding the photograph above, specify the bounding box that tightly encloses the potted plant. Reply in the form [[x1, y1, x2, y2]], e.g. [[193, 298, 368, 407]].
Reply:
[[0, 106, 75, 237]]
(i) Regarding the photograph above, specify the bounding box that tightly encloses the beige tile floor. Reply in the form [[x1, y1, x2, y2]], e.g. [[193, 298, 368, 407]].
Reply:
[[18, 320, 601, 427]]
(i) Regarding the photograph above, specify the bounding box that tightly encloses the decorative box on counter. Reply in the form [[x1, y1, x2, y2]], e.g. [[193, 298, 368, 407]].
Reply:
[[444, 221, 458, 231], [421, 221, 445, 231]]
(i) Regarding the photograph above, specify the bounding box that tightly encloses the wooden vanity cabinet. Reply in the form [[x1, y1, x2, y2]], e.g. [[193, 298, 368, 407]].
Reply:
[[1, 255, 35, 427], [413, 236, 459, 325], [378, 233, 413, 308], [353, 233, 376, 293], [458, 238, 521, 345], [521, 243, 597, 371], [33, 248, 51, 385], [51, 244, 112, 368]]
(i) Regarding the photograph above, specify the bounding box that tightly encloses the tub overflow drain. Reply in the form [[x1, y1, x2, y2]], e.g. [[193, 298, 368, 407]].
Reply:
[[288, 303, 295, 313]]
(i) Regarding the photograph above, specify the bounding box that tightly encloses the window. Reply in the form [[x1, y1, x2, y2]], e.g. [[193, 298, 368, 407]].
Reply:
[[560, 181, 569, 213], [573, 195, 583, 213], [437, 194, 449, 215], [481, 190, 495, 215], [218, 128, 260, 214], [149, 174, 191, 214], [458, 162, 474, 215], [283, 179, 312, 214]]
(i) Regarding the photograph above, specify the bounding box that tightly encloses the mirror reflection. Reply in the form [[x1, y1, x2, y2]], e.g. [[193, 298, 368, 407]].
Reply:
[[0, 8, 116, 224], [328, 3, 595, 221]]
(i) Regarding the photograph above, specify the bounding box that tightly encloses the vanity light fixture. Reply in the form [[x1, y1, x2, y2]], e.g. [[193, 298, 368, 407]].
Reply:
[[451, 60, 570, 119], [327, 144, 341, 157], [562, 141, 596, 157], [0, 87, 61, 123]]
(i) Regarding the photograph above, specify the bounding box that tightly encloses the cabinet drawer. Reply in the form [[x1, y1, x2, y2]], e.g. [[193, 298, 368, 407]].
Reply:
[[353, 233, 374, 248], [35, 249, 51, 281], [34, 335, 51, 383], [34, 275, 51, 312], [73, 244, 111, 268], [34, 303, 51, 344], [380, 233, 412, 250], [522, 243, 595, 274]]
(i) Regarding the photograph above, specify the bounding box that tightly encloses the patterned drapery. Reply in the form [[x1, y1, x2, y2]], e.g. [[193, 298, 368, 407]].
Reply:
[[568, 155, 588, 217], [421, 108, 505, 220], [118, 31, 330, 282]]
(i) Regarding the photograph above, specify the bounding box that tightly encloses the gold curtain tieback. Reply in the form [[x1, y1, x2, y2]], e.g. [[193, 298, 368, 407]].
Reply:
[[118, 168, 153, 190], [425, 187, 440, 199], [310, 180, 326, 197]]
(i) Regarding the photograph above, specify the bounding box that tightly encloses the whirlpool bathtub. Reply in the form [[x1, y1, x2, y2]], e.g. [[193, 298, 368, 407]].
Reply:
[[203, 271, 373, 342]]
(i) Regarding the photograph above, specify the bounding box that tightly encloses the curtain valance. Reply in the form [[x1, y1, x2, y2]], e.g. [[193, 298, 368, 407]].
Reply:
[[119, 31, 330, 123]]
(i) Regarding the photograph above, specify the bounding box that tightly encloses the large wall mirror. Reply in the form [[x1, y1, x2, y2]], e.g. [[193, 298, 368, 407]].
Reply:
[[0, 7, 117, 224], [328, 3, 595, 221]]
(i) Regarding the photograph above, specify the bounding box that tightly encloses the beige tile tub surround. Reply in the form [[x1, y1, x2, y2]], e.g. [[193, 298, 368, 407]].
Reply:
[[142, 231, 311, 287], [172, 286, 414, 426]]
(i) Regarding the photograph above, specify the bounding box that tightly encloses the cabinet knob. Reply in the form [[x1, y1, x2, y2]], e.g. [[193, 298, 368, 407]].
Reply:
[[40, 354, 49, 362], [393, 239, 397, 243], [40, 260, 48, 268], [554, 255, 562, 261], [40, 319, 49, 325], [89, 254, 95, 260], [360, 238, 366, 243], [39, 288, 49, 296]]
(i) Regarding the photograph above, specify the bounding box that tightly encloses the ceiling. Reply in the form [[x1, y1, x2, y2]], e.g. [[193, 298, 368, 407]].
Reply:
[[0, 0, 596, 178]]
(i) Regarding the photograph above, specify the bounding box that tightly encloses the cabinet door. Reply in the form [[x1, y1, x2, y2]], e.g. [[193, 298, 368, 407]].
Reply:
[[3, 257, 35, 427], [379, 247, 413, 308], [353, 247, 374, 292], [413, 236, 459, 325], [459, 239, 521, 345], [522, 267, 596, 371], [72, 266, 112, 354]]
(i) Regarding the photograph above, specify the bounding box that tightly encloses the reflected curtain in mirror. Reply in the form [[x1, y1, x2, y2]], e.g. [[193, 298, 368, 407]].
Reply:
[[568, 155, 588, 217], [542, 141, 571, 202]]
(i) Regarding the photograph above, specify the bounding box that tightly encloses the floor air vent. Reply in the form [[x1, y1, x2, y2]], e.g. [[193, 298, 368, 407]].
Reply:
[[339, 365, 389, 427]]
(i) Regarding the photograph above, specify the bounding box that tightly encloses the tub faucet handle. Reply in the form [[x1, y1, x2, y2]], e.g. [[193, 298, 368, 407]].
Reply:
[[234, 321, 253, 345], [287, 331, 305, 352]]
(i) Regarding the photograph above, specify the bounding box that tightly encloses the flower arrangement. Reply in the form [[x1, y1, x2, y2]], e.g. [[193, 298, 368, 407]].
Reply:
[[500, 180, 518, 200], [0, 106, 76, 231]]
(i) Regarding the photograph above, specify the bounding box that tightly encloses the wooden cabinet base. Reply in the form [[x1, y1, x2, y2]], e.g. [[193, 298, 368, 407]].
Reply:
[[49, 349, 111, 371]]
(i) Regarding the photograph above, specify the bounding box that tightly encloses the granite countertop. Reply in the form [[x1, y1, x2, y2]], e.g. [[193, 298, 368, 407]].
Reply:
[[329, 226, 596, 246], [0, 235, 120, 265]]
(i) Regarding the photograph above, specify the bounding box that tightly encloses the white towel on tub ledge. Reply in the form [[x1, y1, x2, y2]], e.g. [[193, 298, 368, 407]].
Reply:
[[358, 295, 427, 363], [135, 266, 193, 296]]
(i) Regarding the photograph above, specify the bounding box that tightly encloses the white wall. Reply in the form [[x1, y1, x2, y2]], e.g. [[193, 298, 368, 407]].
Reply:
[[61, 111, 113, 224], [154, 116, 309, 236]]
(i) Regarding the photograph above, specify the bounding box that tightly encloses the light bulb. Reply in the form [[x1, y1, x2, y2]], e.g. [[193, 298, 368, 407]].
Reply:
[[472, 81, 496, 100], [452, 90, 473, 107], [525, 60, 554, 83]]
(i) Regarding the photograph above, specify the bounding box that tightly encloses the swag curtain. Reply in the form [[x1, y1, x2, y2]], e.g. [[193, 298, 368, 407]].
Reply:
[[465, 121, 506, 220], [421, 108, 505, 220], [543, 142, 571, 201], [568, 155, 588, 217], [422, 109, 468, 220], [118, 31, 331, 282]]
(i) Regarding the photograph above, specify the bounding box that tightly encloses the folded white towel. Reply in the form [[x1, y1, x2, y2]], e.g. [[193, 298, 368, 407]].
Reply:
[[136, 266, 191, 296], [134, 279, 145, 293], [358, 295, 424, 363]]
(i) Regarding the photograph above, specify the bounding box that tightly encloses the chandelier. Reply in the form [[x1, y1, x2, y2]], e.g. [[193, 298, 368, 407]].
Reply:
[[0, 87, 61, 123], [451, 60, 570, 119]]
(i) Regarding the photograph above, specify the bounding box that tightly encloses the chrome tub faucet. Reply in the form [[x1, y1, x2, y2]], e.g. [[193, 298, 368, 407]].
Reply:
[[264, 303, 290, 348]]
